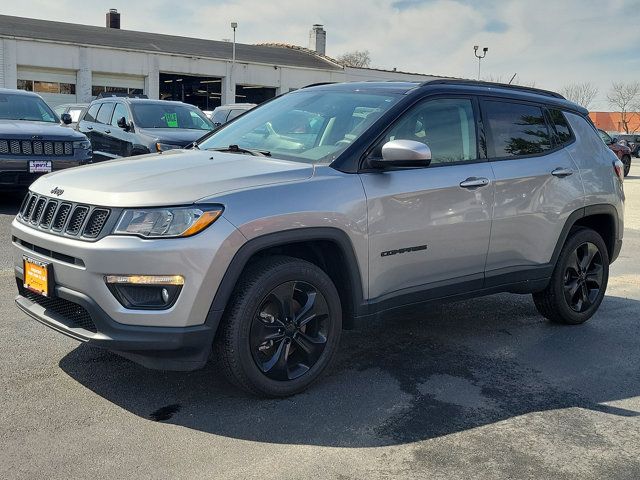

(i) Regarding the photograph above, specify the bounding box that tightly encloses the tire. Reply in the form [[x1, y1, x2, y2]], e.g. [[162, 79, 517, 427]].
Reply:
[[533, 227, 609, 325], [214, 255, 342, 397], [622, 155, 631, 177]]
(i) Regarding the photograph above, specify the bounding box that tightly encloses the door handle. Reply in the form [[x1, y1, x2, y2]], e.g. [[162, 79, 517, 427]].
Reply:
[[104, 130, 111, 134], [86, 126, 93, 130], [460, 177, 490, 188], [551, 167, 573, 178]]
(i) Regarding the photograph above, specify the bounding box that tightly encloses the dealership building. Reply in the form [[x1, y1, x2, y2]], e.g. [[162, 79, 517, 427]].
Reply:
[[0, 11, 436, 109]]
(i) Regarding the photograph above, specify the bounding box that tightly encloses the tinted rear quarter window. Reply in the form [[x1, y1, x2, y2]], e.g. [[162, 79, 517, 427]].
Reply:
[[483, 101, 551, 158], [548, 109, 573, 145], [83, 104, 100, 123]]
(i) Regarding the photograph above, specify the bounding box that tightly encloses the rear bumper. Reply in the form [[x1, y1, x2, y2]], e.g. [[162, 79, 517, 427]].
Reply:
[[15, 272, 222, 371]]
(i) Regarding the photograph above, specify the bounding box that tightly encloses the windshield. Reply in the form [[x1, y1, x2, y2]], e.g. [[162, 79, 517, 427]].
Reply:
[[0, 93, 58, 123], [131, 103, 213, 130], [198, 90, 401, 164]]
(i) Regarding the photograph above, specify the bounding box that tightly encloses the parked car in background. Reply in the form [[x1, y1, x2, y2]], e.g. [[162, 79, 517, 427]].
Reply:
[[53, 103, 88, 129], [210, 103, 256, 127], [0, 88, 91, 190], [598, 129, 632, 176], [77, 97, 214, 161], [615, 133, 640, 158]]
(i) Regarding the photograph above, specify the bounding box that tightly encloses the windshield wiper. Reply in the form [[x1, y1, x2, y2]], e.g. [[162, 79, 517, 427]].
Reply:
[[208, 144, 271, 157]]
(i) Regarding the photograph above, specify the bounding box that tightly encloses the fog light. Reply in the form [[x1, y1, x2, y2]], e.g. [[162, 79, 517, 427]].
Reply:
[[105, 275, 184, 310]]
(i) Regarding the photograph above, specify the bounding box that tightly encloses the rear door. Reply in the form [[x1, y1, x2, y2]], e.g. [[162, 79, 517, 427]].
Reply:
[[92, 102, 116, 160], [481, 99, 584, 286], [360, 96, 494, 304]]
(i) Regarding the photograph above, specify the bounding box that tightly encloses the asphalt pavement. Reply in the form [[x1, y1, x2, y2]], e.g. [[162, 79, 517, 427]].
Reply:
[[1, 162, 639, 479]]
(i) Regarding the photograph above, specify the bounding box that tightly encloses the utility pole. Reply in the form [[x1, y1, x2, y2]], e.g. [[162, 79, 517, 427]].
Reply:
[[473, 45, 489, 80], [230, 22, 237, 104]]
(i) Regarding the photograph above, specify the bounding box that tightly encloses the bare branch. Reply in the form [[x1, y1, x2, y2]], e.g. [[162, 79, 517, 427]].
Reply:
[[607, 81, 640, 134], [559, 82, 599, 109], [336, 50, 371, 68]]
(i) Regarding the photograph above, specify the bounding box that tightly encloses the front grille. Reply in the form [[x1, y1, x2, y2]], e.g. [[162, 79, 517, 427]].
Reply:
[[21, 289, 97, 333], [30, 197, 46, 225], [66, 206, 89, 235], [52, 204, 71, 231], [39, 201, 58, 229], [18, 192, 112, 240], [83, 209, 110, 238], [0, 139, 73, 157]]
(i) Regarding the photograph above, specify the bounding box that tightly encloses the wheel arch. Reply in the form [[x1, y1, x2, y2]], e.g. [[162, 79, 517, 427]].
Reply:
[[552, 204, 620, 266], [207, 228, 365, 334]]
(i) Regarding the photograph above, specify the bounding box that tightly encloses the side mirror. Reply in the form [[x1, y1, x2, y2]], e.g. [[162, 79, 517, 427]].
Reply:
[[611, 137, 619, 144], [371, 139, 432, 168], [60, 113, 72, 125], [213, 121, 222, 128], [117, 117, 130, 131]]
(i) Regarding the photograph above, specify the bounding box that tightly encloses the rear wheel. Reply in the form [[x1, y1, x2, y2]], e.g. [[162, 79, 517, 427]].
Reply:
[[215, 256, 342, 397], [622, 155, 631, 177], [533, 228, 609, 325]]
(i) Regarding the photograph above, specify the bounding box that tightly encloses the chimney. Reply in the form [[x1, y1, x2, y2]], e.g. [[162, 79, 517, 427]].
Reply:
[[308, 24, 326, 56], [106, 9, 121, 29]]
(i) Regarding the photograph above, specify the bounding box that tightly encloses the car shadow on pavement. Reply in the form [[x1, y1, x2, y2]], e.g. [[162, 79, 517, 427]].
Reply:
[[59, 293, 640, 447]]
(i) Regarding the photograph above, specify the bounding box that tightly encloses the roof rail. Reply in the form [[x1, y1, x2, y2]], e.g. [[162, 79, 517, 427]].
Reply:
[[421, 79, 565, 99], [96, 92, 149, 99], [302, 82, 337, 89]]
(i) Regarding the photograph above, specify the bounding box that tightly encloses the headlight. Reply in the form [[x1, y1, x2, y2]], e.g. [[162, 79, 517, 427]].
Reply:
[[156, 142, 182, 152], [73, 140, 91, 150], [113, 206, 223, 238]]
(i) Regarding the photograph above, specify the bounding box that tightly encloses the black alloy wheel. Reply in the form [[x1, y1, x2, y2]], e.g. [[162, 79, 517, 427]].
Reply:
[[562, 242, 604, 313], [533, 227, 609, 325], [216, 256, 342, 397], [250, 281, 330, 381]]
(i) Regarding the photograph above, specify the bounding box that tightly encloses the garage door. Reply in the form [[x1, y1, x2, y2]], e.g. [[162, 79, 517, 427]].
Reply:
[[17, 67, 77, 107], [92, 73, 145, 98]]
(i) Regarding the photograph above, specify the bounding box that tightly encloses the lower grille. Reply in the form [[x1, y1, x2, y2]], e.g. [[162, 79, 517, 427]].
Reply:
[[21, 289, 97, 333]]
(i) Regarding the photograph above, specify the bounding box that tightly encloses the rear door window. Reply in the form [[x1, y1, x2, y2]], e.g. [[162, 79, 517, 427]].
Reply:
[[96, 103, 115, 125], [83, 104, 100, 123], [482, 101, 551, 158]]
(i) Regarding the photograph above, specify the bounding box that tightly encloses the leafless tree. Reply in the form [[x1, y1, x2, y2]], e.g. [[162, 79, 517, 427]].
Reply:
[[336, 50, 371, 68], [607, 81, 640, 133], [559, 82, 599, 109]]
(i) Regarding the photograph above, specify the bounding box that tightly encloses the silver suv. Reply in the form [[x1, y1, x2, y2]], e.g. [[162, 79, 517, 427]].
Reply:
[[12, 80, 625, 397]]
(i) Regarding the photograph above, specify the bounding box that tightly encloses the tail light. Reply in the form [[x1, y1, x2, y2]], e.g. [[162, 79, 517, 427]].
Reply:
[[613, 160, 624, 183]]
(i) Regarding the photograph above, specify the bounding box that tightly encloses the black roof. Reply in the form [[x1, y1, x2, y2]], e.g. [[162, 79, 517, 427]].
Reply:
[[0, 14, 342, 71], [302, 80, 587, 114]]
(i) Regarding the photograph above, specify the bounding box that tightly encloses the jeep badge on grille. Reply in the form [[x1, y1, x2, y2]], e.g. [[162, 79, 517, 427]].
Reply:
[[50, 187, 64, 196]]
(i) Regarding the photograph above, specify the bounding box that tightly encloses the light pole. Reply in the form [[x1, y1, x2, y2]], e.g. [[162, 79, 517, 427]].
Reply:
[[230, 22, 237, 104], [473, 45, 488, 80]]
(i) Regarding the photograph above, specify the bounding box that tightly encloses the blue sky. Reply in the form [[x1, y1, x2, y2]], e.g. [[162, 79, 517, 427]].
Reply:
[[3, 0, 639, 109]]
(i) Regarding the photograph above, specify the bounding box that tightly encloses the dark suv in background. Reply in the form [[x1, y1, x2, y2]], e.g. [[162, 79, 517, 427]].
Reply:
[[77, 96, 214, 161], [0, 88, 92, 190]]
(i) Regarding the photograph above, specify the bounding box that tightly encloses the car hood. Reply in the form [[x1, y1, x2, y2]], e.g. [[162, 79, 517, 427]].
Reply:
[[0, 119, 86, 140], [137, 128, 210, 146], [30, 149, 314, 207]]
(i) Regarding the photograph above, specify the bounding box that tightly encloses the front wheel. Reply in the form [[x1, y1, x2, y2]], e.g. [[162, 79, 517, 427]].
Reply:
[[533, 228, 609, 324], [622, 155, 631, 177], [215, 256, 342, 397]]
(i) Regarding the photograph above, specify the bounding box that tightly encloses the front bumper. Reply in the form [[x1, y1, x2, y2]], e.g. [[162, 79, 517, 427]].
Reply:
[[0, 153, 92, 189], [15, 273, 220, 370], [12, 215, 246, 370]]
